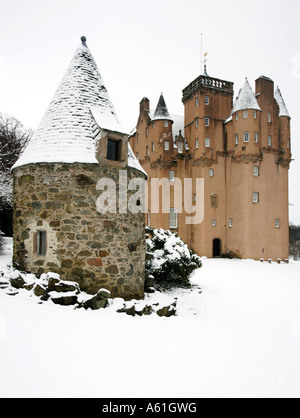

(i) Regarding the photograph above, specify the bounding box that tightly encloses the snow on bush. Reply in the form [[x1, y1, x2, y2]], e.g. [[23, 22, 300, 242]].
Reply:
[[146, 227, 202, 289]]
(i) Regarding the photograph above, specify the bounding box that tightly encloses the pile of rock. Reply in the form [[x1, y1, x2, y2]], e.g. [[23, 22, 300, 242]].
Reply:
[[0, 269, 177, 317]]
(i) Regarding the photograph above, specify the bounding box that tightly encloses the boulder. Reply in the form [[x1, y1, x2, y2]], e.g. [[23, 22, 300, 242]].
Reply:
[[10, 276, 25, 289], [33, 284, 49, 301], [83, 289, 111, 310], [51, 295, 78, 306]]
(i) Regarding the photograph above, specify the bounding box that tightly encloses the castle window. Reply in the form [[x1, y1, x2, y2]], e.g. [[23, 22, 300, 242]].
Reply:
[[107, 139, 120, 161], [253, 111, 257, 119], [164, 141, 169, 151], [36, 231, 47, 256], [205, 137, 211, 148], [243, 110, 248, 119], [209, 168, 214, 177], [169, 171, 175, 182], [235, 113, 238, 121], [152, 142, 155, 152], [275, 219, 280, 228], [146, 146, 149, 156], [169, 208, 178, 229], [254, 166, 259, 177], [177, 142, 183, 153], [195, 139, 199, 149], [195, 119, 199, 128], [228, 218, 233, 228], [152, 121, 155, 128], [235, 134, 239, 145], [204, 117, 210, 127], [195, 97, 199, 107], [255, 132, 259, 143], [205, 96, 209, 105], [268, 136, 272, 147], [243, 132, 250, 143], [212, 219, 217, 227], [268, 112, 272, 123], [164, 120, 169, 127], [253, 192, 259, 203]]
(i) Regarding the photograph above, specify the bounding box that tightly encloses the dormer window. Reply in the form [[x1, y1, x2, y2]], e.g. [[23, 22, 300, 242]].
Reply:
[[107, 139, 120, 161], [177, 142, 183, 153]]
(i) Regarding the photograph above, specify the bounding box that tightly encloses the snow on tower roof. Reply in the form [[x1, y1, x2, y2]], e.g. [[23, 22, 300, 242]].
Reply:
[[13, 37, 145, 176], [232, 78, 261, 114], [275, 87, 290, 118], [152, 93, 173, 122]]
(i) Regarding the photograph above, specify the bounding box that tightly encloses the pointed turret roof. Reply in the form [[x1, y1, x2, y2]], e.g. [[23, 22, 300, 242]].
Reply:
[[152, 93, 173, 122], [275, 87, 290, 118], [13, 37, 144, 175], [232, 78, 261, 114]]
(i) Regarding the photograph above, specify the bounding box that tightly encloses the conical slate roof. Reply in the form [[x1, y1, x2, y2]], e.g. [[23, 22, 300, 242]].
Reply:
[[232, 79, 261, 114], [13, 38, 144, 175], [275, 87, 290, 118], [152, 94, 173, 122]]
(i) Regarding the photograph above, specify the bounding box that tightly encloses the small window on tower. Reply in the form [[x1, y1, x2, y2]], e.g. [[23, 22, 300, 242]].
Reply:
[[253, 192, 259, 203], [169, 171, 175, 182], [268, 112, 272, 123], [268, 136, 272, 147], [209, 168, 214, 177], [228, 218, 233, 228], [243, 132, 250, 143], [275, 219, 280, 228], [195, 97, 199, 107], [195, 139, 199, 149], [164, 141, 170, 151], [255, 132, 259, 143], [205, 96, 209, 105], [169, 208, 178, 229], [107, 139, 120, 161], [146, 146, 149, 156], [235, 113, 238, 121], [152, 121, 155, 128], [243, 110, 248, 119], [254, 166, 259, 177], [212, 219, 217, 227], [235, 134, 239, 145], [36, 231, 47, 256], [195, 119, 199, 128], [253, 111, 257, 119], [164, 120, 169, 128], [205, 137, 211, 148], [204, 117, 210, 127], [152, 142, 155, 152]]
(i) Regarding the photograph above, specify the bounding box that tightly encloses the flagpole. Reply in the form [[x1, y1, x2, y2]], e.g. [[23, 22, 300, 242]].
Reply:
[[200, 33, 203, 75]]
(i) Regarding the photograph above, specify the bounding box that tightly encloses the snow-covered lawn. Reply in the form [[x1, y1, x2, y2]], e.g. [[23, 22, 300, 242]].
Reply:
[[0, 237, 300, 398]]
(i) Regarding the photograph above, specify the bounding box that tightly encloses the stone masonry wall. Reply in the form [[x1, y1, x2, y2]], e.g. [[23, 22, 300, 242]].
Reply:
[[13, 163, 146, 300]]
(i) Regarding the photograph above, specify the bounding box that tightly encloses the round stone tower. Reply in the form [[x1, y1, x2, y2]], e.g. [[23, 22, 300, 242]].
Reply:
[[12, 37, 147, 300]]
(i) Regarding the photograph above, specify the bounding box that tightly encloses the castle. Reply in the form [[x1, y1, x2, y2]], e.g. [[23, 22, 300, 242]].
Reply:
[[129, 69, 292, 260], [12, 37, 146, 300]]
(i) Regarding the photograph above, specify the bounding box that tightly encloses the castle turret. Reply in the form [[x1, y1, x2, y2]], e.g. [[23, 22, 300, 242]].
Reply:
[[12, 37, 146, 300]]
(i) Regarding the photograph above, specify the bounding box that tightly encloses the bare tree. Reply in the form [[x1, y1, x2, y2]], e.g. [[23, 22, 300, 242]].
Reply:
[[0, 113, 32, 210]]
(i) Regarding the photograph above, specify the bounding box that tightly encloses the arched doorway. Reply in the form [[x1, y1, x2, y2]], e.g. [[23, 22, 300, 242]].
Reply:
[[213, 239, 221, 258]]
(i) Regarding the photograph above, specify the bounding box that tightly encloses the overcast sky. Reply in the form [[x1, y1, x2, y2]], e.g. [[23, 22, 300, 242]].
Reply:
[[0, 0, 299, 224]]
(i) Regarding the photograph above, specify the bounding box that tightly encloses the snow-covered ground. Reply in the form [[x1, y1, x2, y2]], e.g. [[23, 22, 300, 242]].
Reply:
[[0, 237, 300, 398]]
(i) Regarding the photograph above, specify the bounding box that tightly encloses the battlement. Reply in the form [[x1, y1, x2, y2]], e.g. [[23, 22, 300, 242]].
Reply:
[[182, 75, 234, 103]]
